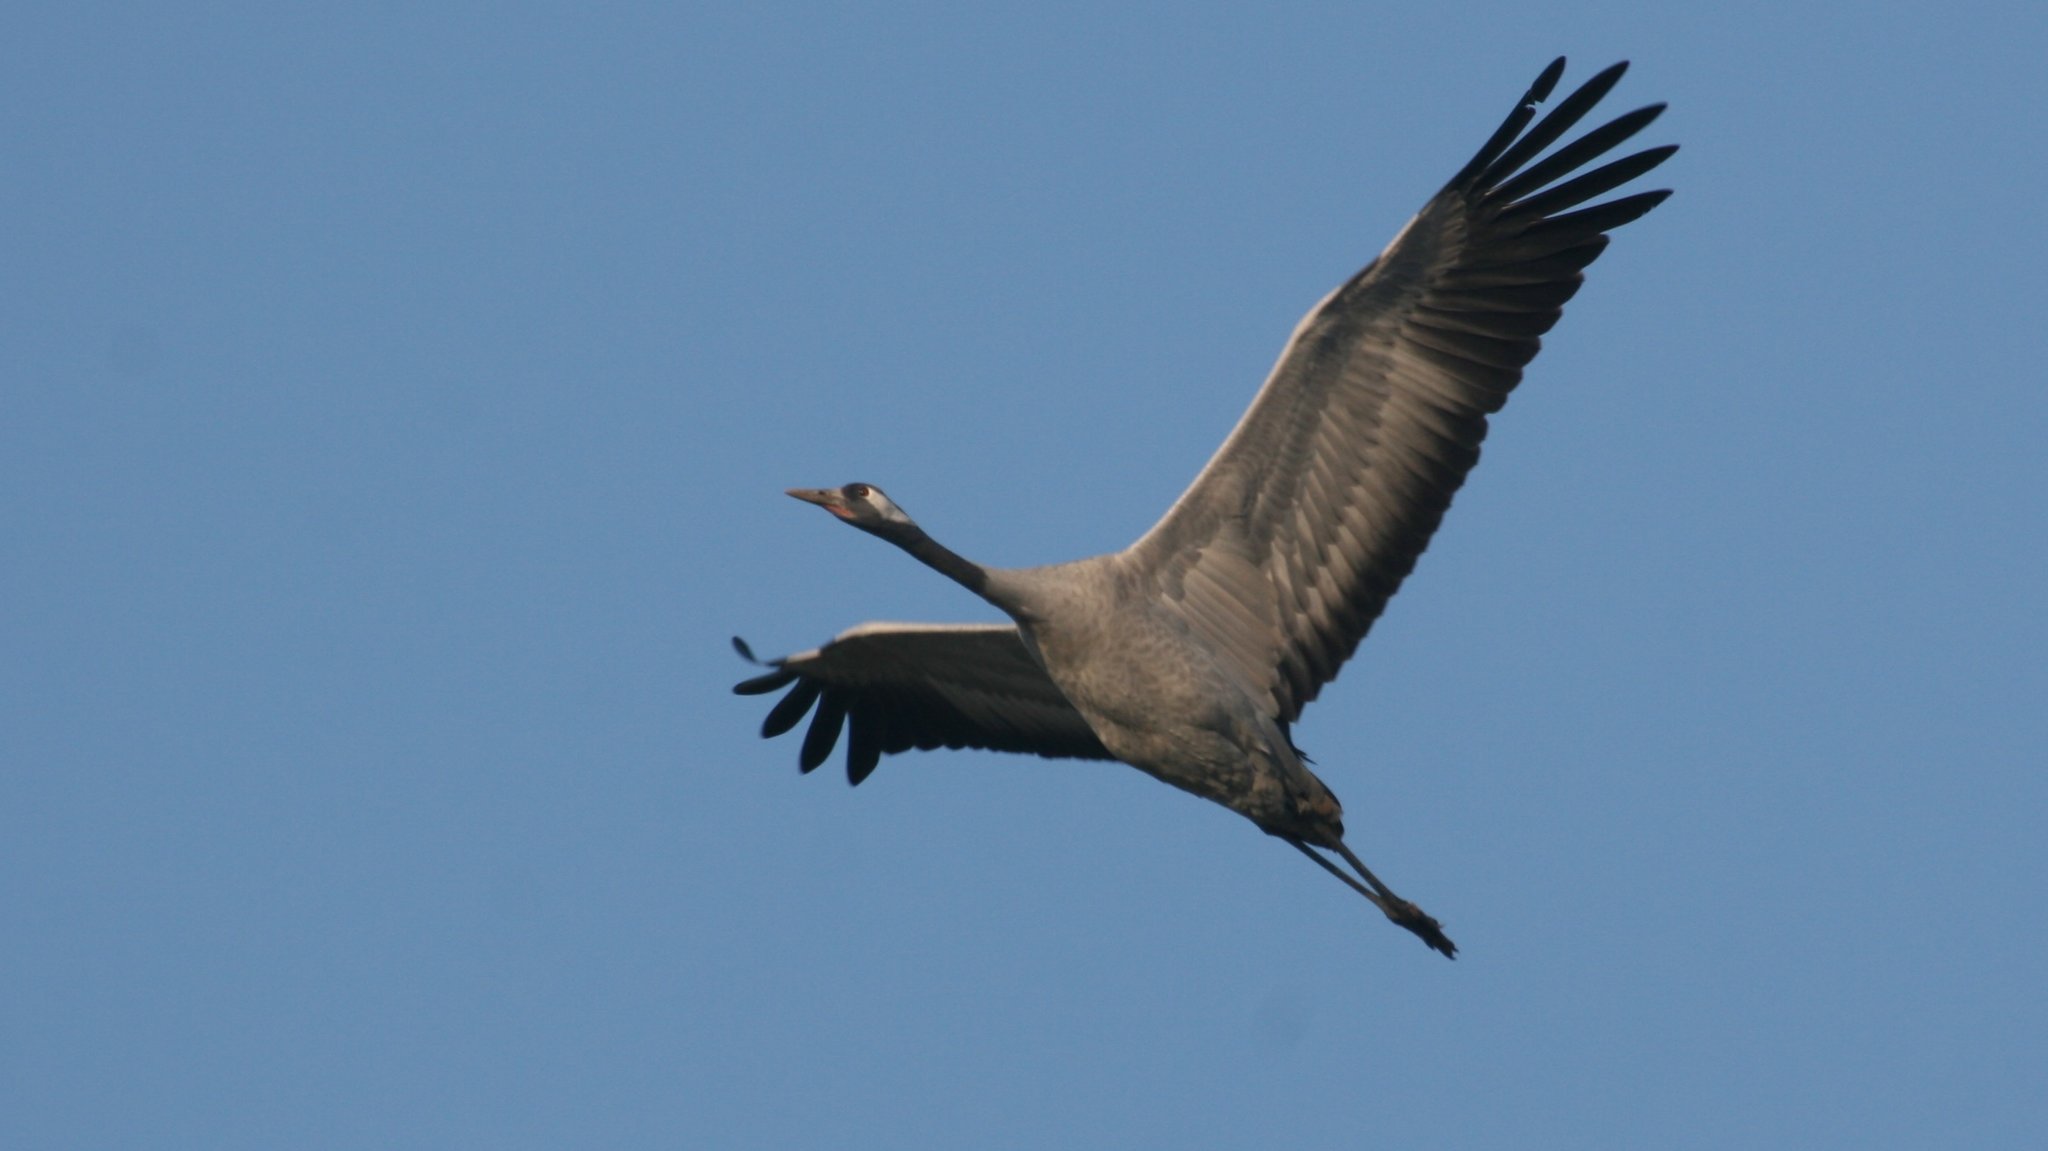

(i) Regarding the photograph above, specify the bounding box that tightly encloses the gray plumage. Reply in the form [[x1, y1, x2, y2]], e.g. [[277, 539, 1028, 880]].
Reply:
[[734, 58, 1674, 957]]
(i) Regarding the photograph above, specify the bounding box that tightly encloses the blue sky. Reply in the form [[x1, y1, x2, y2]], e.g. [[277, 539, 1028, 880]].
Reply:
[[5, 3, 2045, 1147]]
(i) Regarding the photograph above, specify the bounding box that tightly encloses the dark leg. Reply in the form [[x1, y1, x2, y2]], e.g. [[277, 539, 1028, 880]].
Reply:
[[1286, 837, 1457, 959]]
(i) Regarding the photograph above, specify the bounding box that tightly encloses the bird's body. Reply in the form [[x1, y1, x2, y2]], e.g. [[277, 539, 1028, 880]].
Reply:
[[1003, 560, 1341, 841], [735, 59, 1675, 957]]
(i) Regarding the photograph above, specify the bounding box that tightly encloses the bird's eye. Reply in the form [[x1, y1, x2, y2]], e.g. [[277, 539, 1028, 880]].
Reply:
[[845, 483, 871, 500]]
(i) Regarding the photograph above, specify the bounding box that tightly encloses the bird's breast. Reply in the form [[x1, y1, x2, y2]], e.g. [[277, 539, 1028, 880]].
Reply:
[[1023, 612, 1255, 772]]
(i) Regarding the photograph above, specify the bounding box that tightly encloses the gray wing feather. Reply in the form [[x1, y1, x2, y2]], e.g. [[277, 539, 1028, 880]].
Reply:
[[1125, 59, 1674, 724], [732, 623, 1114, 784]]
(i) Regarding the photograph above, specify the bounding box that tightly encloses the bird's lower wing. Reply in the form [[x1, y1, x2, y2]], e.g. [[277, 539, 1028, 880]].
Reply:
[[732, 622, 1114, 784]]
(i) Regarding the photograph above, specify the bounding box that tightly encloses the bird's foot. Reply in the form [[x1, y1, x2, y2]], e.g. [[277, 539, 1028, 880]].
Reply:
[[1385, 899, 1457, 959]]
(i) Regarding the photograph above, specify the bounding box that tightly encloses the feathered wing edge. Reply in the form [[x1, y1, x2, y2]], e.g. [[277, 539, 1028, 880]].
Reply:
[[732, 626, 1114, 785]]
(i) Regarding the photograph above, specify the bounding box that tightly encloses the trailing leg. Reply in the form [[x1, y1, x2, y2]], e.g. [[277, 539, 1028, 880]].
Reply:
[[1284, 837, 1457, 959]]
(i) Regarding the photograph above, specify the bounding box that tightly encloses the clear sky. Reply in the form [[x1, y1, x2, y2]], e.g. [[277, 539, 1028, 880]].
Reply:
[[5, 3, 2045, 1148]]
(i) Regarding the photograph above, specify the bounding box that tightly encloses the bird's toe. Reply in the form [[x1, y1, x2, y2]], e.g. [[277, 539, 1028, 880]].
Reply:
[[1386, 899, 1457, 959]]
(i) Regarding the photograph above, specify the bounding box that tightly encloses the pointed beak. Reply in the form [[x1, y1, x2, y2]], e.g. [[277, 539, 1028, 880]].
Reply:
[[786, 488, 852, 518]]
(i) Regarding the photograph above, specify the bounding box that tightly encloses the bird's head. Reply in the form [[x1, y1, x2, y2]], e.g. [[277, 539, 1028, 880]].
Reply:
[[786, 483, 919, 540]]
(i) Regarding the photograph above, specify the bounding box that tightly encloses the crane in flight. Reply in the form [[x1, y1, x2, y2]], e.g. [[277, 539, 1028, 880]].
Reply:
[[734, 58, 1673, 957]]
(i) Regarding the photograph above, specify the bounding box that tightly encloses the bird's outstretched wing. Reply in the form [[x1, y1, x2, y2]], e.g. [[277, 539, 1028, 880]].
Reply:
[[1125, 58, 1674, 725], [732, 623, 1114, 784]]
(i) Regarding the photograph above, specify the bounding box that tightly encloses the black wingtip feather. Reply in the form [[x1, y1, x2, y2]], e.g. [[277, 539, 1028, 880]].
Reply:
[[732, 635, 797, 694], [1491, 105, 1669, 206], [1502, 144, 1678, 223], [734, 667, 799, 695], [798, 694, 847, 773], [1475, 60, 1632, 192], [1536, 187, 1671, 235], [1449, 57, 1569, 190], [847, 708, 882, 785], [761, 678, 823, 738]]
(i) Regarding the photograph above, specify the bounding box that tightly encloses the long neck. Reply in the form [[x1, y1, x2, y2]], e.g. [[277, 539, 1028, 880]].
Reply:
[[886, 523, 989, 596]]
